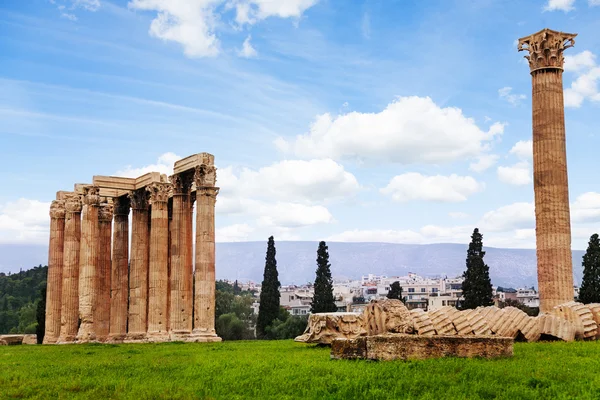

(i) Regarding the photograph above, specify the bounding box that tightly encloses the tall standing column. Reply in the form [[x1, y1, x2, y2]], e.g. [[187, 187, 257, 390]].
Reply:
[[95, 202, 113, 342], [43, 198, 66, 344], [57, 193, 82, 343], [518, 29, 577, 313], [126, 189, 150, 342], [108, 196, 130, 342], [146, 182, 171, 341], [76, 186, 100, 342], [191, 155, 221, 342], [169, 172, 193, 340]]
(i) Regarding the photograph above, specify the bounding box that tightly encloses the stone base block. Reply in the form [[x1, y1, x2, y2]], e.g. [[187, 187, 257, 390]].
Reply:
[[169, 331, 192, 342], [146, 332, 170, 343], [187, 331, 222, 343], [106, 334, 126, 344], [22, 334, 38, 345], [295, 312, 366, 344], [331, 334, 514, 361], [0, 335, 25, 345], [123, 333, 148, 343]]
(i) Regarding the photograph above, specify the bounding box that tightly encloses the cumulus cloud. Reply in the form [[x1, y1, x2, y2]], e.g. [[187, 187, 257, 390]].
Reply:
[[571, 192, 600, 223], [543, 0, 576, 11], [469, 154, 499, 173], [128, 0, 319, 57], [327, 225, 473, 245], [238, 35, 257, 58], [0, 199, 50, 244], [498, 87, 526, 106], [509, 140, 532, 160], [563, 51, 600, 108], [216, 223, 254, 242], [497, 161, 532, 186], [115, 152, 181, 177], [479, 202, 535, 232], [276, 96, 505, 164], [380, 173, 484, 203]]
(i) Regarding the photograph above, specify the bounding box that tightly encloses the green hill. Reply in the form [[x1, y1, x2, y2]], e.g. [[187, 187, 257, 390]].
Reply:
[[0, 265, 47, 334]]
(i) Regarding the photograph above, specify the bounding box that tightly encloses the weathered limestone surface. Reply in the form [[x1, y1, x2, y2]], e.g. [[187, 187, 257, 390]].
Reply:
[[538, 314, 576, 341], [295, 312, 367, 344], [169, 172, 194, 339], [95, 202, 113, 342], [462, 309, 492, 336], [126, 189, 150, 342], [409, 309, 435, 336], [22, 334, 37, 345], [428, 308, 457, 335], [57, 193, 82, 343], [147, 181, 171, 341], [76, 186, 101, 343], [191, 155, 221, 342], [443, 306, 474, 336], [518, 29, 577, 313], [362, 299, 414, 336], [551, 302, 597, 340], [108, 196, 130, 342], [331, 334, 514, 361], [586, 303, 600, 339], [44, 199, 66, 344]]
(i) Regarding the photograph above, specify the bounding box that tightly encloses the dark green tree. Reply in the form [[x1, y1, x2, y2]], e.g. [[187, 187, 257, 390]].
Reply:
[[256, 236, 281, 339], [461, 228, 494, 309], [35, 286, 46, 344], [310, 241, 337, 313], [233, 280, 241, 295], [579, 233, 600, 304], [387, 281, 403, 301]]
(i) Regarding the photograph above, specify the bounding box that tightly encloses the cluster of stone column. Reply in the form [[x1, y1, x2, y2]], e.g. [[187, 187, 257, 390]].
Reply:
[[43, 154, 221, 344]]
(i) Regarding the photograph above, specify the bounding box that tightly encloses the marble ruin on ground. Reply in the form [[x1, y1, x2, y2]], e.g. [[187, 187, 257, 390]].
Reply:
[[297, 28, 591, 360], [43, 153, 220, 344]]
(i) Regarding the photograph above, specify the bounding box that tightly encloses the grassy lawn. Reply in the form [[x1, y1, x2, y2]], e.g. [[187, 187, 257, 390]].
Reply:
[[2, 340, 600, 399]]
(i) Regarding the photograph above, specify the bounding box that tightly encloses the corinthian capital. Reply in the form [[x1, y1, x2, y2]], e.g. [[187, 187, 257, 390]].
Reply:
[[98, 203, 114, 222], [49, 200, 66, 219], [113, 196, 131, 216], [169, 171, 193, 195], [82, 186, 101, 206], [194, 164, 217, 188], [128, 189, 149, 210], [147, 182, 172, 204], [197, 186, 219, 200], [64, 193, 83, 214], [518, 28, 576, 73]]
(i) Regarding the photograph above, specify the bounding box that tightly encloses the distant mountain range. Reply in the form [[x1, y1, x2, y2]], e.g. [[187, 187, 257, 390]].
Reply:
[[0, 242, 586, 289]]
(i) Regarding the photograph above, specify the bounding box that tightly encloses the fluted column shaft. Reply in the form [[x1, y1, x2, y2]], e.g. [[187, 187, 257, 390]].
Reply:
[[44, 199, 66, 344], [58, 194, 82, 343], [126, 189, 150, 341], [532, 69, 574, 312], [169, 173, 193, 337], [109, 196, 130, 341], [95, 203, 113, 341], [147, 182, 171, 340], [76, 186, 100, 342]]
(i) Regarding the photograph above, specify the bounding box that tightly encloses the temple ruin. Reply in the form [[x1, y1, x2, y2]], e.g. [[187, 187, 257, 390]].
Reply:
[[518, 29, 577, 313], [44, 153, 221, 344]]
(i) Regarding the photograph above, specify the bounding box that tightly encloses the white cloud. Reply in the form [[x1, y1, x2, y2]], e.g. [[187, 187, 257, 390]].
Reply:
[[571, 192, 600, 223], [469, 154, 499, 173], [543, 0, 576, 11], [563, 51, 600, 108], [128, 0, 319, 57], [498, 87, 526, 106], [256, 202, 333, 228], [276, 96, 505, 164], [216, 223, 254, 242], [327, 225, 473, 245], [0, 199, 50, 244], [589, 0, 600, 6], [509, 140, 532, 160], [238, 35, 257, 58], [61, 12, 78, 20], [361, 12, 371, 39], [449, 212, 469, 219], [479, 202, 535, 232], [115, 152, 181, 177], [497, 161, 532, 185], [380, 173, 484, 203], [73, 0, 100, 11]]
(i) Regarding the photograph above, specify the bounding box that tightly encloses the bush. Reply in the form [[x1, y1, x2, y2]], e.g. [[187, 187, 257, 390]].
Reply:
[[264, 316, 308, 340], [24, 323, 37, 334], [215, 313, 245, 341]]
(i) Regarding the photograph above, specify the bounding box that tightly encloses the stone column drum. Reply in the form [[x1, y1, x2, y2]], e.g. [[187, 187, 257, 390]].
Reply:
[[76, 186, 101, 342], [191, 158, 221, 342], [146, 181, 172, 341], [57, 193, 82, 343], [108, 196, 130, 342], [95, 202, 113, 342], [43, 199, 66, 344], [169, 173, 194, 339], [126, 189, 150, 342], [518, 29, 577, 313]]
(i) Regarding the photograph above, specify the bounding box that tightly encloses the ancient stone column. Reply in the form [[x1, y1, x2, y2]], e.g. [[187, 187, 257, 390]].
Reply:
[[43, 199, 66, 344], [191, 156, 221, 342], [146, 181, 172, 341], [57, 193, 82, 343], [169, 172, 194, 339], [126, 189, 150, 342], [108, 196, 130, 342], [95, 202, 113, 342], [76, 186, 100, 342], [518, 28, 577, 313]]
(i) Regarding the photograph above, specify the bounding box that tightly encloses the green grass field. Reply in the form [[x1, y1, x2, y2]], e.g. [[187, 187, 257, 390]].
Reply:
[[2, 340, 600, 400]]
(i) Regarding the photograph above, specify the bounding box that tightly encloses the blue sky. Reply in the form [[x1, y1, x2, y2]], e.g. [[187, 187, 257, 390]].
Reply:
[[0, 0, 599, 249]]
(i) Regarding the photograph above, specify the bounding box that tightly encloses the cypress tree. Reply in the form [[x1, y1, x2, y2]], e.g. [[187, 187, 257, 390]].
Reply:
[[579, 233, 600, 304], [256, 236, 281, 339], [35, 286, 46, 344], [233, 280, 241, 295], [310, 241, 337, 313], [387, 281, 403, 302], [461, 228, 494, 309]]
